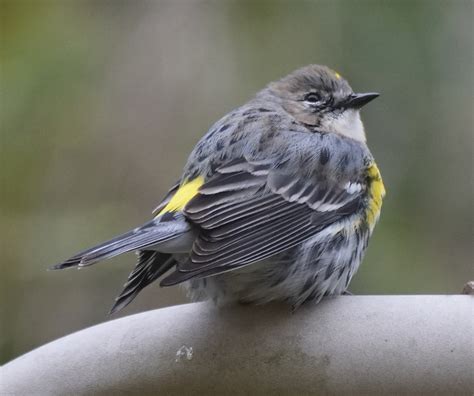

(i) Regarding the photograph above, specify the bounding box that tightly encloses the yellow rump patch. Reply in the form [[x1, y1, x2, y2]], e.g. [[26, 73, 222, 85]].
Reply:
[[366, 163, 386, 227], [157, 176, 205, 216]]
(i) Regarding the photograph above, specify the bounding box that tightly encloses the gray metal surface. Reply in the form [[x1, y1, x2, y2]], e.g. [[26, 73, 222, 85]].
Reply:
[[2, 296, 473, 395]]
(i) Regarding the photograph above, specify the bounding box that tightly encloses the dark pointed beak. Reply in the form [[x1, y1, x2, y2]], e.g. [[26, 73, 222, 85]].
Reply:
[[341, 92, 379, 109]]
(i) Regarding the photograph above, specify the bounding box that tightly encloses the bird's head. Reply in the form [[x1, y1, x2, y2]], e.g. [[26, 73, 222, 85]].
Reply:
[[264, 64, 379, 142]]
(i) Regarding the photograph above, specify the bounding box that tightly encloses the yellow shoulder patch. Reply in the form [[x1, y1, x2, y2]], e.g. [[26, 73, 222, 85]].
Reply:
[[157, 176, 205, 216], [366, 163, 386, 227], [334, 72, 342, 80]]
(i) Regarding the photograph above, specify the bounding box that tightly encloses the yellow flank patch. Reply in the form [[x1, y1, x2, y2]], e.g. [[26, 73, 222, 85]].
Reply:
[[334, 72, 342, 80], [366, 163, 386, 227], [157, 176, 205, 216]]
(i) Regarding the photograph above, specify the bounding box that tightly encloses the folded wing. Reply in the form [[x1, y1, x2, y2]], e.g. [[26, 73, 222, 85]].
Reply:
[[161, 157, 365, 285]]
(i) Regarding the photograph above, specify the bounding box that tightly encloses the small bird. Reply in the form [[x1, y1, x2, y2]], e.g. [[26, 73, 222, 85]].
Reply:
[[52, 65, 385, 314]]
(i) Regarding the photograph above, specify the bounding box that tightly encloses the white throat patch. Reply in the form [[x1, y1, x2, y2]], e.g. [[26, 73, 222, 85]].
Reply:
[[324, 110, 366, 142]]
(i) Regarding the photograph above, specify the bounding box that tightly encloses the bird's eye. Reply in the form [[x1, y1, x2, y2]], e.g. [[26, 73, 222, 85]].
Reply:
[[304, 92, 321, 103]]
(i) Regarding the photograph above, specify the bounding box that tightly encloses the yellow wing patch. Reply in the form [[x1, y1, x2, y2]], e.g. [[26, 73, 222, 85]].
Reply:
[[157, 176, 205, 216], [365, 163, 385, 227]]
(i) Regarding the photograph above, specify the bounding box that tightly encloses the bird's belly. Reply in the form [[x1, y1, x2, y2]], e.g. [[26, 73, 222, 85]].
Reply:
[[183, 223, 370, 308]]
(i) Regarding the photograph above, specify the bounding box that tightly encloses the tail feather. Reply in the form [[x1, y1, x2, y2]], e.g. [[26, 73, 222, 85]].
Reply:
[[109, 250, 177, 314], [50, 220, 188, 270]]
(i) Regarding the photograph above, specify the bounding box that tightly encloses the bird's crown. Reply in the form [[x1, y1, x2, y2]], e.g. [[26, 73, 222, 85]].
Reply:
[[269, 64, 353, 98]]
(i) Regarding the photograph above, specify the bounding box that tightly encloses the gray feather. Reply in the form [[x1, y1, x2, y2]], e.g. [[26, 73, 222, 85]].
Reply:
[[51, 219, 191, 269], [110, 251, 176, 314]]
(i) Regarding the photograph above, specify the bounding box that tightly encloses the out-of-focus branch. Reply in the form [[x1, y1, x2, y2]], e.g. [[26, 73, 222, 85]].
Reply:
[[2, 296, 473, 395]]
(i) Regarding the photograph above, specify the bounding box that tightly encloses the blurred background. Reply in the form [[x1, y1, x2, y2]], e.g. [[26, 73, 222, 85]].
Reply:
[[1, 0, 472, 364]]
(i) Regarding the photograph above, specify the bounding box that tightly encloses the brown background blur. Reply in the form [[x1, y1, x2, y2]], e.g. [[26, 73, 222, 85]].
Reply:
[[1, 0, 472, 364]]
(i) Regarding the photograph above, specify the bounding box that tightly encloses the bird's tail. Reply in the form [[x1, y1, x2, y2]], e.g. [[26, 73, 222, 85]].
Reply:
[[109, 250, 177, 314], [50, 219, 190, 270]]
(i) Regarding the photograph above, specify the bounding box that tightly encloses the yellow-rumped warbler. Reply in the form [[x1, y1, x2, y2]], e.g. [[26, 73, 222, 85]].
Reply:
[[52, 65, 385, 313]]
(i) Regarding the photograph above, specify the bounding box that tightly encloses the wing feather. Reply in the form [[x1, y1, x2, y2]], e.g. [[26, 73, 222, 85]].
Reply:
[[161, 157, 365, 285], [110, 251, 176, 314]]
